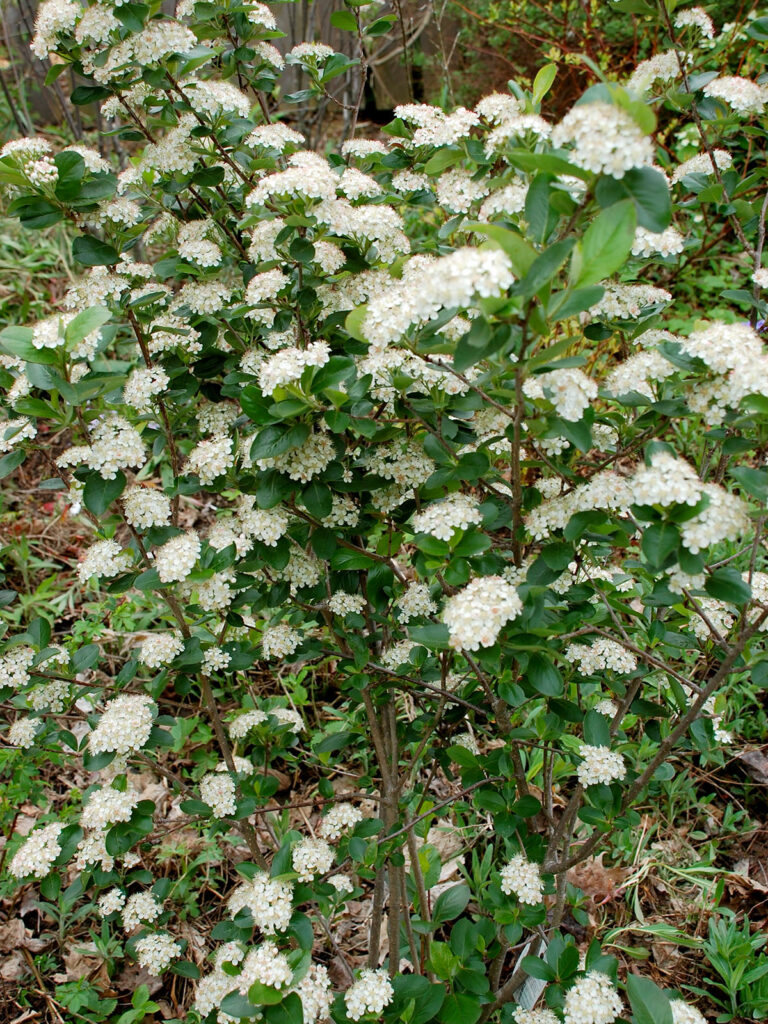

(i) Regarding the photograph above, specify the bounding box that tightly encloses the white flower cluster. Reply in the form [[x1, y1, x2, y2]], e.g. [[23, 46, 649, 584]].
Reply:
[[564, 638, 637, 675], [254, 429, 336, 483], [523, 368, 597, 422], [258, 341, 331, 396], [80, 786, 139, 830], [672, 148, 732, 183], [632, 225, 685, 258], [292, 837, 335, 881], [155, 531, 201, 582], [78, 539, 132, 584], [670, 999, 708, 1024], [631, 452, 702, 507], [345, 968, 395, 1021], [628, 50, 680, 93], [200, 771, 237, 817], [186, 435, 234, 485], [362, 248, 514, 352], [89, 694, 156, 755], [98, 888, 126, 916], [412, 493, 483, 541], [513, 1010, 559, 1024], [577, 745, 627, 787], [262, 622, 302, 660], [526, 471, 633, 540], [123, 891, 163, 932], [589, 284, 671, 320], [674, 7, 714, 38], [228, 872, 294, 934], [499, 853, 544, 904], [229, 709, 269, 740], [7, 717, 38, 748], [202, 646, 231, 674], [703, 76, 767, 115], [443, 576, 522, 650], [551, 101, 654, 178], [135, 932, 181, 975], [139, 631, 184, 669], [8, 822, 63, 879], [0, 645, 35, 689], [123, 486, 171, 529], [319, 802, 363, 841], [396, 582, 436, 622], [123, 366, 169, 414], [563, 971, 624, 1024], [328, 591, 366, 616]]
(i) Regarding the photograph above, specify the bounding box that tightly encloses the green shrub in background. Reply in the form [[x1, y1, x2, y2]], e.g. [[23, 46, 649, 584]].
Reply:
[[0, 1, 768, 1022]]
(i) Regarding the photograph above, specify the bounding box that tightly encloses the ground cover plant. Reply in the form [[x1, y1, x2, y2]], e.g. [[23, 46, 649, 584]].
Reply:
[[1, 1, 768, 1022]]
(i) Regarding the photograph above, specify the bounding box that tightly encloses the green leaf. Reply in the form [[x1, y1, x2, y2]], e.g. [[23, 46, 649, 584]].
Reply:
[[517, 239, 574, 299], [731, 466, 768, 503], [250, 424, 309, 462], [526, 652, 563, 696], [572, 200, 636, 287], [265, 994, 304, 1024], [596, 167, 672, 233], [640, 522, 679, 569], [432, 884, 470, 926], [520, 956, 556, 981], [247, 981, 285, 1006], [469, 224, 537, 276], [330, 9, 356, 30], [525, 174, 554, 244], [65, 306, 111, 345], [82, 470, 126, 516], [219, 991, 260, 1019], [532, 64, 557, 105], [72, 235, 119, 267], [0, 450, 26, 479], [705, 568, 751, 606], [626, 974, 673, 1024], [0, 325, 57, 364], [171, 961, 200, 979]]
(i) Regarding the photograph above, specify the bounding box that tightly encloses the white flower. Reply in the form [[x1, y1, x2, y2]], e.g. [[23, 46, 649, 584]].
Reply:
[[155, 531, 201, 583], [345, 968, 395, 1021], [258, 341, 330, 396], [523, 368, 597, 422], [412, 494, 483, 541], [200, 771, 237, 817], [319, 803, 363, 841], [81, 786, 140, 830], [228, 872, 294, 934], [632, 225, 685, 258], [292, 837, 335, 881], [500, 853, 544, 904], [703, 76, 767, 115], [78, 539, 132, 584], [670, 998, 708, 1024], [135, 932, 181, 974], [89, 695, 155, 755], [98, 888, 126, 915], [563, 971, 623, 1024], [229, 709, 269, 740], [328, 873, 354, 894], [7, 717, 38, 748], [202, 646, 231, 674], [8, 823, 63, 879], [753, 268, 768, 289], [139, 631, 184, 669], [672, 149, 732, 183], [552, 101, 654, 178], [674, 7, 714, 38], [442, 576, 522, 651], [396, 582, 436, 622], [328, 592, 366, 616], [577, 745, 627, 787], [123, 486, 171, 529], [123, 891, 163, 932], [186, 435, 234, 485], [564, 638, 637, 675], [262, 623, 302, 660]]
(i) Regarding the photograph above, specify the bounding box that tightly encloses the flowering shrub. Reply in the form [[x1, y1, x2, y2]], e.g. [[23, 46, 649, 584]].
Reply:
[[1, 1, 768, 1022]]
